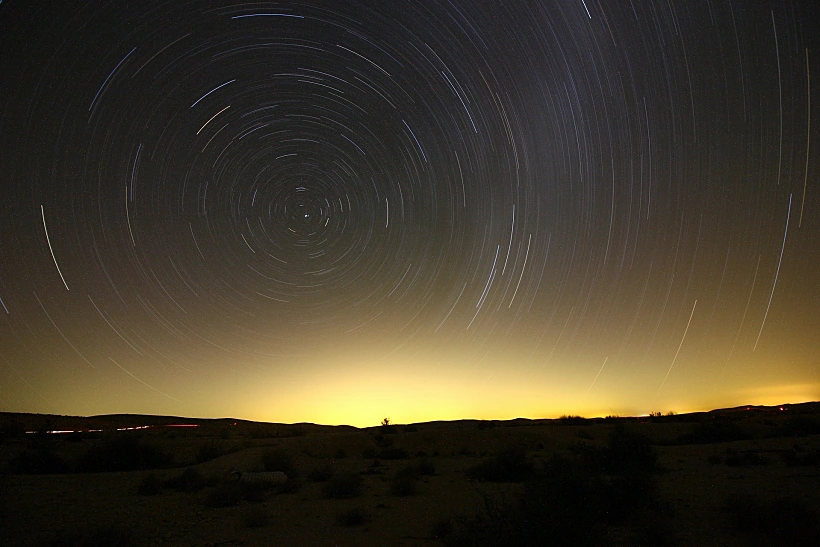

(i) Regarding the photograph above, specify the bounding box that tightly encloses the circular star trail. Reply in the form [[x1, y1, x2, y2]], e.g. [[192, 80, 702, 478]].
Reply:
[[0, 1, 817, 424]]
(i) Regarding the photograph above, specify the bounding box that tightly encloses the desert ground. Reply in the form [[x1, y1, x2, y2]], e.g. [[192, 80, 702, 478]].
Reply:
[[1, 404, 819, 546]]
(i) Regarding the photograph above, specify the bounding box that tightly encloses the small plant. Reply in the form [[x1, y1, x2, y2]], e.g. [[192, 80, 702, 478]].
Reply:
[[337, 507, 369, 526], [323, 472, 364, 499], [380, 417, 397, 434]]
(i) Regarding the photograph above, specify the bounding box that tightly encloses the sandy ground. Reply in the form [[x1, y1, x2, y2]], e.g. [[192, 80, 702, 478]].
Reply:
[[1, 408, 818, 546]]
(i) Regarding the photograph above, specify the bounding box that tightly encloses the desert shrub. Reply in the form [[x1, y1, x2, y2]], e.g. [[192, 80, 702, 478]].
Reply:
[[390, 466, 419, 496], [380, 417, 397, 434], [308, 463, 335, 482], [377, 447, 408, 460], [261, 449, 297, 477], [137, 473, 163, 495], [241, 506, 269, 528], [323, 472, 363, 499], [724, 495, 820, 546], [78, 435, 171, 472], [164, 468, 206, 492], [337, 507, 369, 526], [468, 446, 533, 482], [195, 440, 223, 463]]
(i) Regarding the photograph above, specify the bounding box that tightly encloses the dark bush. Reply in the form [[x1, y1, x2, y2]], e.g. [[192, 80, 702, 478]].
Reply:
[[78, 436, 171, 472], [137, 473, 163, 495], [468, 446, 533, 482], [725, 495, 820, 546], [323, 472, 363, 499], [164, 468, 205, 492]]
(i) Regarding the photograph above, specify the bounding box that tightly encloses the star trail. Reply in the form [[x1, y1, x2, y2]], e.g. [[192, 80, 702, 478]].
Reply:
[[0, 1, 817, 426]]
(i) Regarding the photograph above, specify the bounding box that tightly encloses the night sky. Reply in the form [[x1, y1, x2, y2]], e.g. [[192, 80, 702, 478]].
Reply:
[[1, 1, 817, 427]]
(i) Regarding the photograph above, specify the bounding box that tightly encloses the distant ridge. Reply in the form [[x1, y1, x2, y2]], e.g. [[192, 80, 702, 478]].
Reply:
[[2, 401, 818, 433]]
